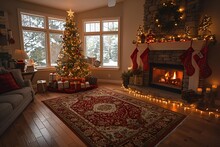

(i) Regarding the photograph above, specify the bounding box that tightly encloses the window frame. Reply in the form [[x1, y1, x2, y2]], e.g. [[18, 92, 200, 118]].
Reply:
[[18, 9, 65, 69], [82, 17, 120, 70]]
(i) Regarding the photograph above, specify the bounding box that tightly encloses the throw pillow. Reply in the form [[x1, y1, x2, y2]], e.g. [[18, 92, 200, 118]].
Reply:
[[0, 72, 21, 94], [9, 69, 25, 87], [0, 67, 9, 74]]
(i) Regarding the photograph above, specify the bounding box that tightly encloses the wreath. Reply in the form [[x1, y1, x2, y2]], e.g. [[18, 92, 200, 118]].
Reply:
[[155, 2, 183, 33]]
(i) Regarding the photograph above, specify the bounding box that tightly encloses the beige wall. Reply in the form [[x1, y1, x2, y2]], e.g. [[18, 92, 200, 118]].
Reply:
[[121, 0, 145, 70], [202, 0, 220, 98]]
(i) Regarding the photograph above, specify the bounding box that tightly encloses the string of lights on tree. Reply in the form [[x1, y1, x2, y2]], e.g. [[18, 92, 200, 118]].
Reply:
[[56, 10, 90, 79], [134, 1, 216, 44]]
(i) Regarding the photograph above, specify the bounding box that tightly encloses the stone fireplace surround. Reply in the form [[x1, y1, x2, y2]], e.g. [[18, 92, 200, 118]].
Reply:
[[136, 40, 204, 92]]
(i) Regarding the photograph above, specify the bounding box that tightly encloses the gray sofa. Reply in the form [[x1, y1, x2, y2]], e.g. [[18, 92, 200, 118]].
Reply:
[[0, 68, 35, 136]]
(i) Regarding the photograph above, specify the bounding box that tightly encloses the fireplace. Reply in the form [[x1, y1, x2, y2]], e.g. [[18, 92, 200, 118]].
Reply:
[[149, 63, 184, 93]]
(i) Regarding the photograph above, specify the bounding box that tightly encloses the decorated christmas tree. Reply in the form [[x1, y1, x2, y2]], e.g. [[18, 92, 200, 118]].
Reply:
[[56, 10, 90, 79]]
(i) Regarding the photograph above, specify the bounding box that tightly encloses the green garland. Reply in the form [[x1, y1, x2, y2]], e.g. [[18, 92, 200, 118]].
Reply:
[[155, 1, 183, 33]]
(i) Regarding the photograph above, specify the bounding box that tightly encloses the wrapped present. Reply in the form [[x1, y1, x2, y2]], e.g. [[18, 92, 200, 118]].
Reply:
[[63, 81, 69, 89], [37, 80, 47, 93], [48, 81, 57, 89], [70, 81, 81, 91], [76, 82, 81, 91], [49, 73, 58, 82], [85, 81, 90, 88], [57, 81, 64, 90], [70, 81, 76, 90], [57, 80, 70, 90], [81, 83, 86, 89]]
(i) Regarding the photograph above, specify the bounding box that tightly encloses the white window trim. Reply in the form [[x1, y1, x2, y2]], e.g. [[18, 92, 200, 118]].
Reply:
[[17, 8, 65, 69], [82, 17, 120, 70]]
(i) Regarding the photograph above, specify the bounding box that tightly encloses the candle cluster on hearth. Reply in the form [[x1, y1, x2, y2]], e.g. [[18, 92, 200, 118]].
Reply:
[[121, 85, 219, 119]]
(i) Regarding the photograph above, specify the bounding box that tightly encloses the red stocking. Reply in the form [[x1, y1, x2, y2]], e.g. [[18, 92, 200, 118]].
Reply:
[[140, 47, 150, 71], [179, 47, 195, 76], [193, 46, 212, 78], [130, 48, 139, 70]]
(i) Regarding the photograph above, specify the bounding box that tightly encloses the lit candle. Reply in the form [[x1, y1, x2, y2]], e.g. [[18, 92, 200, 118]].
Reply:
[[212, 84, 217, 92], [206, 88, 211, 93], [197, 88, 202, 95], [128, 66, 132, 70], [200, 111, 203, 115]]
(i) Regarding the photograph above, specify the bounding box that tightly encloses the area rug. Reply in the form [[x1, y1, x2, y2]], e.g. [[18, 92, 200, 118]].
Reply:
[[42, 88, 186, 147]]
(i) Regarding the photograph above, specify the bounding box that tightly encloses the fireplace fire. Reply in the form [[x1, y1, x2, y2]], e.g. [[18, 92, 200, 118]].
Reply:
[[149, 63, 184, 93]]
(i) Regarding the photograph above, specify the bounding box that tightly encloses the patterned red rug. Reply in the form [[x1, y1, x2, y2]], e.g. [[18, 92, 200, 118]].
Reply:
[[42, 88, 186, 146]]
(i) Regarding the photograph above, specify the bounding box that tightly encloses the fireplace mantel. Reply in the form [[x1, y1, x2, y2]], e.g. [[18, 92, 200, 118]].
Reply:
[[135, 40, 205, 92], [137, 40, 204, 51]]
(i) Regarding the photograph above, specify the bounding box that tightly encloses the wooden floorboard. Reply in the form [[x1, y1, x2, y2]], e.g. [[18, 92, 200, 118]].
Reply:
[[0, 83, 220, 147]]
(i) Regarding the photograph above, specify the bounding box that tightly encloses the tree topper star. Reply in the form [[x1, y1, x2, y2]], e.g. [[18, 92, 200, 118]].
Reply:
[[67, 9, 74, 17]]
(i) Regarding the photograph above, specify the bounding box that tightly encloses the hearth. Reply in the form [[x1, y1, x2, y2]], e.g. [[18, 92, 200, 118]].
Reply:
[[149, 63, 184, 94]]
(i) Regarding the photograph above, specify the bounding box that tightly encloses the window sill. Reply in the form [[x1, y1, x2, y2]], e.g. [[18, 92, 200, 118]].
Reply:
[[91, 67, 120, 71], [35, 66, 120, 71], [36, 66, 56, 72]]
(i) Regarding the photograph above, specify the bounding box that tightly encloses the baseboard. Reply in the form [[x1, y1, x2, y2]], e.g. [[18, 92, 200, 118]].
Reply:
[[98, 79, 122, 84]]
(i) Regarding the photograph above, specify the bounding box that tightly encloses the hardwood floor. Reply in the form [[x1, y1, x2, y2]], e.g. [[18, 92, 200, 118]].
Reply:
[[0, 83, 220, 147]]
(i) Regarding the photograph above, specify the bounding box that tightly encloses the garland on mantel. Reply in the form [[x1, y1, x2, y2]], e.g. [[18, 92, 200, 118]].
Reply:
[[133, 15, 216, 45], [140, 1, 216, 45]]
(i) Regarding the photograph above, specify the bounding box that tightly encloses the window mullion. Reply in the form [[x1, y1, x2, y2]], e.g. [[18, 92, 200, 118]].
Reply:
[[100, 22, 103, 66], [45, 16, 51, 67]]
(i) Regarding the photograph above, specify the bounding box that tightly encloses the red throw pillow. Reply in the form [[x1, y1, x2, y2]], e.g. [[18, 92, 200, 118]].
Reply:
[[0, 72, 21, 94]]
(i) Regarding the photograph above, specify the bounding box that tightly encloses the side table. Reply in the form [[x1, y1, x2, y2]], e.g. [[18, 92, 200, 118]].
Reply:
[[22, 70, 37, 82]]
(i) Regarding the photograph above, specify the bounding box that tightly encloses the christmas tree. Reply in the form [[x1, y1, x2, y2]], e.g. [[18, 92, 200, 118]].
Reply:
[[56, 10, 90, 79]]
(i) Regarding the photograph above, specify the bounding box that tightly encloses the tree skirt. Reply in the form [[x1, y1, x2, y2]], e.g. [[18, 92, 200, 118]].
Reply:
[[42, 88, 186, 146]]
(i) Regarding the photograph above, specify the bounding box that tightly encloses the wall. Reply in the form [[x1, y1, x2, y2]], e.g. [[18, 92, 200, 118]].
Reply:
[[202, 0, 220, 99], [121, 0, 145, 72]]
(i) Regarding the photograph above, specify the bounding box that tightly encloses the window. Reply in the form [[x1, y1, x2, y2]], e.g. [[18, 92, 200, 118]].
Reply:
[[19, 10, 65, 67], [83, 18, 120, 68]]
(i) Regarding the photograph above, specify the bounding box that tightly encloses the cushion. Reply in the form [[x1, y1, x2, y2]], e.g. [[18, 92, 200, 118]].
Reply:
[[0, 72, 21, 94], [9, 69, 25, 87], [0, 67, 9, 74], [0, 103, 13, 121], [0, 94, 23, 108]]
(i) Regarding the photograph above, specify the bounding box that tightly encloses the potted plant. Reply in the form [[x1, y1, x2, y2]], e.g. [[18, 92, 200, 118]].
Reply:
[[121, 70, 132, 88]]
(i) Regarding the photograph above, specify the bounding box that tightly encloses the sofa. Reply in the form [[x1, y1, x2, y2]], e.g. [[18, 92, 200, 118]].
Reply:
[[0, 68, 35, 136]]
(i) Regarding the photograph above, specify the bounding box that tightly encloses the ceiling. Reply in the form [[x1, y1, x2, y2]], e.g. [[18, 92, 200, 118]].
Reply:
[[20, 0, 125, 12]]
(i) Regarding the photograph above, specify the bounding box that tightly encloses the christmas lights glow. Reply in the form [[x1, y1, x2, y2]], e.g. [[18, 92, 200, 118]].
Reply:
[[56, 10, 90, 79]]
